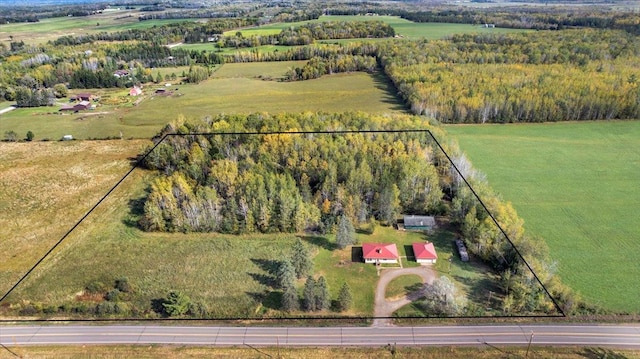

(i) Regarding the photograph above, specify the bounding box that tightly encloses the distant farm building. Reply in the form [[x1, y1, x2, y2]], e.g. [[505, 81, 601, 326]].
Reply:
[[114, 69, 130, 78], [59, 100, 91, 112], [62, 135, 73, 141], [455, 239, 469, 262], [402, 215, 436, 231], [129, 87, 142, 96], [70, 93, 93, 102], [362, 243, 399, 264], [412, 242, 438, 264]]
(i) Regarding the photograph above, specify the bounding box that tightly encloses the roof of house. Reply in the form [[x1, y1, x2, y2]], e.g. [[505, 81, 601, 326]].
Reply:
[[404, 215, 436, 227], [77, 100, 91, 107], [362, 243, 399, 260], [412, 242, 438, 260]]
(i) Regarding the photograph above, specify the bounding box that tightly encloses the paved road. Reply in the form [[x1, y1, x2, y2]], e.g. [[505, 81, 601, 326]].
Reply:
[[1, 325, 639, 347]]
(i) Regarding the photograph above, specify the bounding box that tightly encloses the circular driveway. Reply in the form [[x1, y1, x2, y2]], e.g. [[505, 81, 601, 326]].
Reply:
[[372, 266, 436, 327]]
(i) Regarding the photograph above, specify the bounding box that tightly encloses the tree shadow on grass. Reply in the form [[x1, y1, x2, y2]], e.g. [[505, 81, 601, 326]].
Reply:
[[370, 71, 408, 111], [250, 258, 282, 276], [150, 298, 167, 317], [247, 290, 282, 311], [351, 246, 363, 263], [298, 235, 336, 251], [249, 258, 282, 289], [453, 275, 502, 311], [248, 273, 277, 289], [123, 195, 147, 228]]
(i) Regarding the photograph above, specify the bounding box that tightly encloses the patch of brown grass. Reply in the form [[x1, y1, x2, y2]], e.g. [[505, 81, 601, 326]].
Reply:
[[0, 140, 150, 296], [0, 345, 638, 359]]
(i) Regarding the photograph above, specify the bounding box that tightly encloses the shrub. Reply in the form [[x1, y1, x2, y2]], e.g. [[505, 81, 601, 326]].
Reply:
[[115, 277, 132, 293]]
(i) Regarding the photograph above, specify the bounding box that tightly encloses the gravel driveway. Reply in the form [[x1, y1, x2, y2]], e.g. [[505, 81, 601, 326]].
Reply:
[[372, 266, 436, 327]]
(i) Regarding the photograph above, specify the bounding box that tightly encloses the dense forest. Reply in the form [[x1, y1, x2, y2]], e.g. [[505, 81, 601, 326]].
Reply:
[[378, 30, 640, 123], [136, 112, 576, 315], [139, 113, 444, 234]]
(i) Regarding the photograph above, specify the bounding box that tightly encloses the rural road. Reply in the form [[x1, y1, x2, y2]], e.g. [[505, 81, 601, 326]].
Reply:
[[1, 325, 639, 347], [373, 266, 436, 327]]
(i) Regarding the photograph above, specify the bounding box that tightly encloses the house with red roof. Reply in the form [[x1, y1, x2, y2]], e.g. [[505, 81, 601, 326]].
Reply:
[[412, 242, 438, 264], [362, 243, 399, 264]]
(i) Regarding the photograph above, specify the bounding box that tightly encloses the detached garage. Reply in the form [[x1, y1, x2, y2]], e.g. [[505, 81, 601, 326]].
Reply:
[[412, 242, 438, 264]]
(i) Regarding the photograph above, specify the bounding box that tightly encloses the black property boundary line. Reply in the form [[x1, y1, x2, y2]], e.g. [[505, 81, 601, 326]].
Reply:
[[0, 129, 565, 322]]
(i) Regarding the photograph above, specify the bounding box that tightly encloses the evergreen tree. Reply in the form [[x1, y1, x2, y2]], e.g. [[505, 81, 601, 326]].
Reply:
[[315, 276, 330, 311], [25, 130, 34, 141], [336, 215, 355, 249], [337, 282, 353, 312], [302, 276, 316, 311], [162, 291, 191, 317], [277, 259, 296, 290], [155, 71, 162, 83], [291, 238, 312, 279], [281, 284, 299, 312]]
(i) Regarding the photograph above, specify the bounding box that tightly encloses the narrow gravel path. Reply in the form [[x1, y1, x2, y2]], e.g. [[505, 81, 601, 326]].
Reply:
[[372, 266, 436, 327]]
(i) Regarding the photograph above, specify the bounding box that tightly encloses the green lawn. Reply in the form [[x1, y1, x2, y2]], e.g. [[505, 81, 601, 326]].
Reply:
[[385, 274, 423, 299], [446, 121, 640, 313]]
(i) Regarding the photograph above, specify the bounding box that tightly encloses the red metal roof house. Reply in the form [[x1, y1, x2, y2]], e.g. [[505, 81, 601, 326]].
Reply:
[[362, 243, 399, 264], [412, 242, 438, 264]]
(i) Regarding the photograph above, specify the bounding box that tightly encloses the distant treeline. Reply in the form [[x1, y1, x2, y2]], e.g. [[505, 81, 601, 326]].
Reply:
[[377, 30, 640, 123], [326, 7, 640, 34]]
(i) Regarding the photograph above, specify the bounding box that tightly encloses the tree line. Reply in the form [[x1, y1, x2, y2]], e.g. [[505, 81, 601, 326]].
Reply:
[[139, 112, 444, 235], [377, 30, 640, 123]]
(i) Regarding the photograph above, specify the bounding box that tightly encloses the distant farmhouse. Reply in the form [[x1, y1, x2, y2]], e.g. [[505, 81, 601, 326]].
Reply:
[[362, 243, 399, 264], [402, 215, 436, 231], [412, 242, 438, 264], [114, 69, 130, 78], [129, 86, 142, 96], [59, 100, 91, 112]]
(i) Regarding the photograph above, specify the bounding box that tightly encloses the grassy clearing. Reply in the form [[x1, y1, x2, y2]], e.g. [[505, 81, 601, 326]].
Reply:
[[446, 121, 640, 313], [1, 63, 404, 141], [0, 140, 149, 297], [0, 10, 197, 45], [228, 15, 528, 40], [2, 345, 638, 359]]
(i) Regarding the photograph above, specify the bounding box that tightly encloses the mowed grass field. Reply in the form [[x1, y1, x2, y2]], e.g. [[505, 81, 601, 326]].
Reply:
[[0, 61, 405, 141], [446, 121, 640, 313]]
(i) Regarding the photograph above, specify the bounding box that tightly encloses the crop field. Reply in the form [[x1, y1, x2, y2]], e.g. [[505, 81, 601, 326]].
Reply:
[[0, 62, 404, 141], [446, 121, 640, 313], [228, 15, 528, 40]]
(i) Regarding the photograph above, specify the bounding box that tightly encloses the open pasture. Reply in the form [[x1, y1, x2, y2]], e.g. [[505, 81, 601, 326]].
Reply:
[[446, 121, 640, 313], [0, 9, 197, 45], [228, 15, 528, 40], [1, 62, 404, 140]]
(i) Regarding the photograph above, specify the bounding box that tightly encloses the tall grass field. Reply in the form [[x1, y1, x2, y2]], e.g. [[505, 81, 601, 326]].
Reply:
[[446, 121, 640, 313]]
